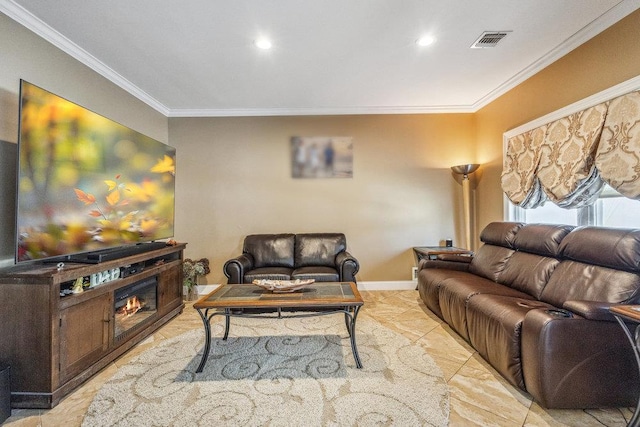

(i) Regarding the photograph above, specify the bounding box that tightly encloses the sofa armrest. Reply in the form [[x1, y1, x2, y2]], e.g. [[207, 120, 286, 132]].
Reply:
[[521, 308, 637, 408], [336, 251, 359, 282], [223, 253, 254, 284], [437, 253, 473, 263], [563, 300, 619, 322], [418, 257, 471, 272]]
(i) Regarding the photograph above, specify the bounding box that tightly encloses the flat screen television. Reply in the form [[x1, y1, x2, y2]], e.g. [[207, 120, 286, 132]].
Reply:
[[15, 80, 176, 263]]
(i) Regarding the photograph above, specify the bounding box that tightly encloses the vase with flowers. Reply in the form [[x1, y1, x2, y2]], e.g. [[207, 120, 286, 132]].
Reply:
[[183, 257, 210, 300]]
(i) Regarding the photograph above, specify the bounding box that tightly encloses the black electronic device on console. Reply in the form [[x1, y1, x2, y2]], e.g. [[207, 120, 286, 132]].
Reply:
[[120, 261, 146, 277], [66, 242, 167, 264]]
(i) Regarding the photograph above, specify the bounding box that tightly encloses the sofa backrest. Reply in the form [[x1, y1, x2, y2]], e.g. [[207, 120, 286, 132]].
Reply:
[[469, 222, 523, 282], [539, 226, 640, 307], [498, 223, 573, 299], [295, 233, 346, 267], [243, 234, 295, 268]]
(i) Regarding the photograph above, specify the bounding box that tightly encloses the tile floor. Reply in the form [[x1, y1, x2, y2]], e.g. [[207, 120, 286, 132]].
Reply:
[[3, 290, 635, 426]]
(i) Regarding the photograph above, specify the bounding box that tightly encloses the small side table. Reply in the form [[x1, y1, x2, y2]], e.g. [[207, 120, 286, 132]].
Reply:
[[412, 246, 474, 290], [610, 305, 640, 427], [412, 246, 473, 265]]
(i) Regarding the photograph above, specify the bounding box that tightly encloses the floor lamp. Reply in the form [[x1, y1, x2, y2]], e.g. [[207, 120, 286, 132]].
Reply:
[[451, 164, 480, 250]]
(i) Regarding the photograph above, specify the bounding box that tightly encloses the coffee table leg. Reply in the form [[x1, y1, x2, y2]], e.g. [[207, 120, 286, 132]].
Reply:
[[195, 308, 211, 373], [347, 306, 362, 369], [344, 309, 352, 337], [223, 308, 231, 340]]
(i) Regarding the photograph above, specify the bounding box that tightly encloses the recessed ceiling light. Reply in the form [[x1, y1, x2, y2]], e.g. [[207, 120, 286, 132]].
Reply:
[[416, 35, 436, 47], [254, 38, 272, 50]]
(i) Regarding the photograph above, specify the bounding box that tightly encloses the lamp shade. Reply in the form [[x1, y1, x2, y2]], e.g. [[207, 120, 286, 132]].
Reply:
[[451, 164, 480, 177]]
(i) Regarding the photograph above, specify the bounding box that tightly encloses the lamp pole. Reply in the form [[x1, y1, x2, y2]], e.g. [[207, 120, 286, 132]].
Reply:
[[451, 164, 480, 250], [461, 173, 472, 250]]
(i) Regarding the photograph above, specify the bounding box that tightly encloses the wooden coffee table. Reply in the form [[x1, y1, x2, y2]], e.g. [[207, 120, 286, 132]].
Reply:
[[192, 282, 364, 372]]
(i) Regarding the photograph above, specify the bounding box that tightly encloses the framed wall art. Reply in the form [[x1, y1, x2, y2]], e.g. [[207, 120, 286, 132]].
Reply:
[[291, 136, 353, 178]]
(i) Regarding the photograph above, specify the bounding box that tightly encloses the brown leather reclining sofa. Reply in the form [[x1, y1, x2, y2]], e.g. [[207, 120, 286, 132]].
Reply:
[[224, 233, 359, 284], [418, 221, 640, 408]]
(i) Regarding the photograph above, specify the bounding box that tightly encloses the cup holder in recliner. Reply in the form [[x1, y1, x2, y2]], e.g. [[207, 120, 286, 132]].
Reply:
[[546, 309, 573, 318]]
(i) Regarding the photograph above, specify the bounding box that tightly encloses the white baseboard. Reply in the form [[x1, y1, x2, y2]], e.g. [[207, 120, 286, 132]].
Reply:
[[356, 281, 417, 291]]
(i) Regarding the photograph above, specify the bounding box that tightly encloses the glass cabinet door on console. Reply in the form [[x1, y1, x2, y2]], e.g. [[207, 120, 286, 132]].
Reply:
[[59, 293, 112, 384]]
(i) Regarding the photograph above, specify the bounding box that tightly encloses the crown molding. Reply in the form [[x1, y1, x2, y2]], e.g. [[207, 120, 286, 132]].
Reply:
[[0, 0, 170, 116], [2, 0, 638, 118], [167, 104, 476, 118]]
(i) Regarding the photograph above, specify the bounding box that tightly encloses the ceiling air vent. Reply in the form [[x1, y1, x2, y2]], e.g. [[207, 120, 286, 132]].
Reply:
[[471, 31, 511, 48]]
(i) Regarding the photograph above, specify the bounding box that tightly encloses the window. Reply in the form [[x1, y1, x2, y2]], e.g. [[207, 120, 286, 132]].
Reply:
[[508, 185, 640, 228]]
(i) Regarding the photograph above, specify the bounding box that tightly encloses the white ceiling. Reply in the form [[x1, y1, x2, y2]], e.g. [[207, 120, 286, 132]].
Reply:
[[2, 0, 639, 117]]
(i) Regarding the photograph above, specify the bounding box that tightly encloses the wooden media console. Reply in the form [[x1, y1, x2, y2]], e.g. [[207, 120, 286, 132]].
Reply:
[[0, 243, 186, 408]]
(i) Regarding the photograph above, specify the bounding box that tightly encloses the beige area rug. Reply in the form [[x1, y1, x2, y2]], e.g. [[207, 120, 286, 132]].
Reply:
[[82, 314, 449, 426]]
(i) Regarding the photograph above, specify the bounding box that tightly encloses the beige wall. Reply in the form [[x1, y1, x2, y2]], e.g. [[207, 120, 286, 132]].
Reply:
[[475, 9, 640, 238], [0, 13, 168, 265], [169, 114, 475, 284]]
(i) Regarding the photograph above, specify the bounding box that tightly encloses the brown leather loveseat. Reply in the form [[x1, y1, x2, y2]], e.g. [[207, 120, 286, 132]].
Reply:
[[224, 233, 359, 284], [418, 221, 640, 409]]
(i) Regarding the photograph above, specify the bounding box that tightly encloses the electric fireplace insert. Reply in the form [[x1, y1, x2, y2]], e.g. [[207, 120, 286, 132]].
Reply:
[[114, 277, 158, 341]]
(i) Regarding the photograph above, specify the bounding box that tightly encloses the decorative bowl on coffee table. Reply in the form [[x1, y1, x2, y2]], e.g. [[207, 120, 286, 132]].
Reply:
[[252, 279, 315, 293]]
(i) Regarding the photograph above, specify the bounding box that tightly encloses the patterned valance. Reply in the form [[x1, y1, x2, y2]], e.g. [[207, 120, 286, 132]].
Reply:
[[502, 90, 640, 208], [501, 126, 546, 208], [536, 103, 607, 208], [595, 91, 640, 199]]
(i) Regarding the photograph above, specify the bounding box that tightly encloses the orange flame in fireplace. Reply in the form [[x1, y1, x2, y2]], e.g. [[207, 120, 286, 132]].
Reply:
[[120, 296, 144, 316]]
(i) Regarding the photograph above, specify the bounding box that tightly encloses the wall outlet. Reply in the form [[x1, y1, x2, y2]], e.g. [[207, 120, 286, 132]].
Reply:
[[412, 267, 418, 281]]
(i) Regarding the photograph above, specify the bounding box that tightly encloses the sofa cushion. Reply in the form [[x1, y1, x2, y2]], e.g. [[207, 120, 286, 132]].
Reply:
[[466, 295, 554, 389], [244, 267, 293, 283], [468, 222, 523, 281], [292, 266, 339, 282], [539, 261, 640, 307], [418, 268, 472, 319], [498, 252, 559, 299], [478, 221, 523, 246], [295, 233, 346, 267], [513, 223, 574, 257], [244, 234, 295, 268], [560, 226, 640, 272], [468, 245, 516, 282], [538, 226, 640, 307], [438, 274, 533, 340]]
